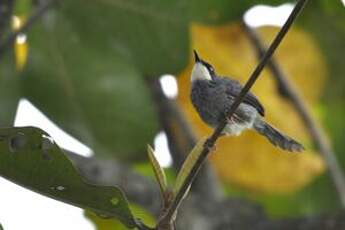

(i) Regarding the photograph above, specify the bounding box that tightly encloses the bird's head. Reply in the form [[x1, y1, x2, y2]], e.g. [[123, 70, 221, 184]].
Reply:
[[191, 50, 216, 82]]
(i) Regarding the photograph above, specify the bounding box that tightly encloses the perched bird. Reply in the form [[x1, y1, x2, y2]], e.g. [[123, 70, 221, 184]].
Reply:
[[190, 50, 304, 152]]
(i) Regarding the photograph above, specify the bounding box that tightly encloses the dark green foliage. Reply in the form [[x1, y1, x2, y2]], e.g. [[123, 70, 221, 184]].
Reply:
[[0, 127, 136, 228]]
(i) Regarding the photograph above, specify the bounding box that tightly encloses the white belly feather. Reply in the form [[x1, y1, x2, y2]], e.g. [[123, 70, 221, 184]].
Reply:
[[223, 121, 254, 136], [222, 102, 259, 136]]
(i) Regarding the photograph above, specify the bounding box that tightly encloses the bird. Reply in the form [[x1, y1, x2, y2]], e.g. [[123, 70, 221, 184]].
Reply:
[[190, 50, 304, 152]]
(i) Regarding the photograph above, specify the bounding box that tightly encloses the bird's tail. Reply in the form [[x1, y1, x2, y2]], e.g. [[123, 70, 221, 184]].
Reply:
[[253, 118, 304, 152]]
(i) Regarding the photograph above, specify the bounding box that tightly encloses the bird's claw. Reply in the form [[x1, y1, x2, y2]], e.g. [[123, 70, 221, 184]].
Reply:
[[223, 110, 234, 124], [203, 138, 217, 152]]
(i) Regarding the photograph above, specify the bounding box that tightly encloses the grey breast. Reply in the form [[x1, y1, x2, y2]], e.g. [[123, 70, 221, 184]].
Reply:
[[191, 79, 233, 127], [191, 78, 259, 128]]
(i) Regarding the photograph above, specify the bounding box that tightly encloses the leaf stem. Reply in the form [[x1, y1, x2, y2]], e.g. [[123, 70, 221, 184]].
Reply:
[[158, 0, 309, 226]]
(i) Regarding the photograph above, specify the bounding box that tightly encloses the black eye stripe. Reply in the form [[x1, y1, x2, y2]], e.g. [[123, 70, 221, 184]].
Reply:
[[201, 61, 214, 73]]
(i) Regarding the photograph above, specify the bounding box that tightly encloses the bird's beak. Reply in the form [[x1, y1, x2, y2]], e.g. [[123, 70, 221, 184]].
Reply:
[[193, 50, 200, 63]]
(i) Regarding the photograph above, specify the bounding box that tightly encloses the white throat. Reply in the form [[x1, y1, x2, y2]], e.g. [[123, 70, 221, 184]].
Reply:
[[191, 63, 212, 82]]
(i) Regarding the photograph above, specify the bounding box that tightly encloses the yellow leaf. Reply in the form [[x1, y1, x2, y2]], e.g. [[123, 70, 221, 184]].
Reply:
[[12, 15, 29, 71], [14, 37, 28, 71], [177, 23, 326, 193]]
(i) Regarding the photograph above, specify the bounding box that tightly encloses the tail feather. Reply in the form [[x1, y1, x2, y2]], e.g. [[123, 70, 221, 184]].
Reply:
[[254, 119, 304, 152]]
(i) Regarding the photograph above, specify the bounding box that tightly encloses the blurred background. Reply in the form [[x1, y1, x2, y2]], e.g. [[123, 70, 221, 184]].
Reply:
[[0, 0, 344, 229]]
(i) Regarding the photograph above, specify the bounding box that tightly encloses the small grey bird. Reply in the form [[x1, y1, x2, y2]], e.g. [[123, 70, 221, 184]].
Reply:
[[190, 50, 304, 152]]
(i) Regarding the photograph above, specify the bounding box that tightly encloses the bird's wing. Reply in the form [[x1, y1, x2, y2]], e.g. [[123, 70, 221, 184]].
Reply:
[[221, 77, 265, 116]]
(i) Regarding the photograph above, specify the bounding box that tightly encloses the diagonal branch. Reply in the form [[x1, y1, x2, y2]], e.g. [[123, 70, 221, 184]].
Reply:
[[158, 0, 309, 227], [0, 0, 56, 59], [242, 21, 345, 207]]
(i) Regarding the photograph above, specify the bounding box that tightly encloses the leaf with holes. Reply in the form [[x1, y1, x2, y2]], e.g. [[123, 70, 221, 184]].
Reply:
[[0, 127, 136, 228], [85, 204, 155, 230], [147, 144, 168, 196]]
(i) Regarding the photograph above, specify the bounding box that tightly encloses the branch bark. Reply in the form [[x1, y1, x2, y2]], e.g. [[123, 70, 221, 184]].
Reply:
[[242, 21, 345, 207], [158, 0, 309, 227]]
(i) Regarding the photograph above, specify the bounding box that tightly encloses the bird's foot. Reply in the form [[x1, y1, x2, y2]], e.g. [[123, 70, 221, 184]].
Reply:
[[223, 112, 235, 124], [203, 138, 217, 152]]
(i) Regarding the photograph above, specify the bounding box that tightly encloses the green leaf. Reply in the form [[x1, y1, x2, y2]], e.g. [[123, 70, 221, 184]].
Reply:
[[60, 0, 189, 76], [0, 126, 135, 228], [147, 145, 168, 196], [20, 0, 192, 161], [85, 204, 155, 230], [173, 137, 206, 196], [21, 12, 158, 160]]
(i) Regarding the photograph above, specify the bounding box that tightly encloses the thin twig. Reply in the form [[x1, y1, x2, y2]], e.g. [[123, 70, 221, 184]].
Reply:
[[157, 0, 309, 226], [0, 0, 56, 58], [0, 0, 15, 41], [242, 22, 345, 207]]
